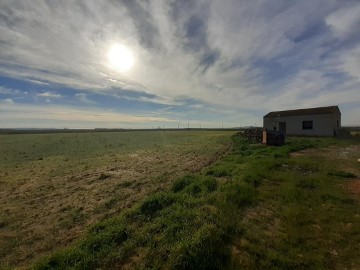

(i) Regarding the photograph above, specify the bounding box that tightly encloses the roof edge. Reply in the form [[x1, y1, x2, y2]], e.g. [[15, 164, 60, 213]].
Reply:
[[263, 106, 340, 118]]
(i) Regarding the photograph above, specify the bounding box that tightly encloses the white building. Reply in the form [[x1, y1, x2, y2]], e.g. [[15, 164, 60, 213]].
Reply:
[[263, 106, 341, 136]]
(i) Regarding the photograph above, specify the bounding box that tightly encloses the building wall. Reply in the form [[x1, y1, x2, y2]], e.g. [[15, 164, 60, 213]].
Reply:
[[263, 112, 341, 136]]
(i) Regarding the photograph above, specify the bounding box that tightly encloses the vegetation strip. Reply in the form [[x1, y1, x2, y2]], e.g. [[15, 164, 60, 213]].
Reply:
[[33, 135, 359, 269]]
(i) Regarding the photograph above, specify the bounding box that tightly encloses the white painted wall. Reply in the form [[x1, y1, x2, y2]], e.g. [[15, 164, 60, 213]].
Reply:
[[263, 112, 341, 136]]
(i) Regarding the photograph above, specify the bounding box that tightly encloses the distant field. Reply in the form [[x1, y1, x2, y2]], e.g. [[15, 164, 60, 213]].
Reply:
[[0, 131, 234, 268]]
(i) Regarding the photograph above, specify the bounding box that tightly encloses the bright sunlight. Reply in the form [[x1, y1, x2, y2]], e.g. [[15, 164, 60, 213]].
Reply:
[[107, 44, 134, 72]]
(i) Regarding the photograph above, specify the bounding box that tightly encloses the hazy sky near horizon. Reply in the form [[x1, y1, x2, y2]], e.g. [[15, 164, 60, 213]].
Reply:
[[0, 0, 359, 128]]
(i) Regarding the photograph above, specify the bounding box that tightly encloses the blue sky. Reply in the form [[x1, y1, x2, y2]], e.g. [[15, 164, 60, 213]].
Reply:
[[0, 0, 359, 128]]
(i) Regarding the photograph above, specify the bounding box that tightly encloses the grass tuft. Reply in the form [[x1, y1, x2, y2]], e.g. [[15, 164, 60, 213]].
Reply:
[[172, 175, 195, 192], [98, 172, 110, 180], [328, 170, 357, 178], [139, 193, 175, 217]]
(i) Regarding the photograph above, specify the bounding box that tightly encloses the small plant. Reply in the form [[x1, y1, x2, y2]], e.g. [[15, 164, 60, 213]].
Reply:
[[116, 181, 132, 189], [103, 198, 117, 209], [224, 183, 257, 207], [205, 164, 232, 177], [0, 221, 8, 228], [202, 177, 218, 192], [187, 184, 202, 196]]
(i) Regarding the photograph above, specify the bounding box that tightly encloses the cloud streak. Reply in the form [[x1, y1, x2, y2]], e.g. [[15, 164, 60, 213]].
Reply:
[[0, 103, 174, 128]]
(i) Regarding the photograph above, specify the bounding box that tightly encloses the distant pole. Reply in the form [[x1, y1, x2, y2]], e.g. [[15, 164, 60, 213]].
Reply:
[[200, 123, 201, 129], [163, 124, 164, 129], [188, 122, 189, 129], [222, 123, 223, 129], [178, 123, 179, 129]]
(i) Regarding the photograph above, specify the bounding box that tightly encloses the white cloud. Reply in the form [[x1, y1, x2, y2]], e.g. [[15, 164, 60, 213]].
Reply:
[[37, 92, 62, 98], [0, 86, 20, 95], [338, 45, 360, 80], [326, 4, 360, 38], [75, 93, 95, 104], [0, 98, 14, 104], [25, 79, 50, 85]]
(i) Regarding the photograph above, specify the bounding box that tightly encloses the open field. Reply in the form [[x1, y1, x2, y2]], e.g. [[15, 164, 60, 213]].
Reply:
[[1, 131, 360, 269], [32, 135, 360, 270], [0, 131, 234, 268]]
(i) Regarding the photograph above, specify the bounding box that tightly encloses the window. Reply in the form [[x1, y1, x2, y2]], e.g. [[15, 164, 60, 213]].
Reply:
[[302, 121, 313, 130]]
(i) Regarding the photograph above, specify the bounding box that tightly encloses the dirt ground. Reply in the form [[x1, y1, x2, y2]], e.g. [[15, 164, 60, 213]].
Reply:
[[291, 145, 360, 199]]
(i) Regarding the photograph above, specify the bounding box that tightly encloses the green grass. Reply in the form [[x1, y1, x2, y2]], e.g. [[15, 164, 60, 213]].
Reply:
[[32, 134, 360, 269], [0, 131, 235, 268], [0, 131, 233, 177]]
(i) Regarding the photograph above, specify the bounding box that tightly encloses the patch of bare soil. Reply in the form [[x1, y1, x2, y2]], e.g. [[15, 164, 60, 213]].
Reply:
[[343, 179, 360, 198], [290, 145, 360, 160], [291, 144, 360, 200]]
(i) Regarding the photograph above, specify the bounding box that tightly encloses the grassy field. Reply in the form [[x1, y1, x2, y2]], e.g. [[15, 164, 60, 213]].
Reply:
[[1, 131, 359, 269], [0, 131, 234, 268]]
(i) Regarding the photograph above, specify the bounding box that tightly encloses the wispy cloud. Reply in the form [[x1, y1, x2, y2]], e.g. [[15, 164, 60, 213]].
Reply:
[[75, 93, 95, 104], [0, 98, 14, 104], [0, 103, 175, 128], [37, 92, 62, 98], [0, 86, 20, 95]]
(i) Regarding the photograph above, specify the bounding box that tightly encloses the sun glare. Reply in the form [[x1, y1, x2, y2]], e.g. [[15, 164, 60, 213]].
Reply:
[[107, 44, 134, 72]]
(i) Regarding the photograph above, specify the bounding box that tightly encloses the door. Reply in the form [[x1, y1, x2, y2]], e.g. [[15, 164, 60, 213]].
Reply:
[[279, 122, 286, 133]]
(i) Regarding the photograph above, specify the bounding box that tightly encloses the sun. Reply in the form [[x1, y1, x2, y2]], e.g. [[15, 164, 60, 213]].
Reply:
[[107, 44, 134, 72]]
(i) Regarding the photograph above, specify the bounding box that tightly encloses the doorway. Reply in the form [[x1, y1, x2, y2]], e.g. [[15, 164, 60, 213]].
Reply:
[[279, 122, 286, 133]]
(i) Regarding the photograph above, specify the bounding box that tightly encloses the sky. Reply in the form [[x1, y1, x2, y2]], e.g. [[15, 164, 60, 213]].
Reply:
[[0, 0, 359, 129]]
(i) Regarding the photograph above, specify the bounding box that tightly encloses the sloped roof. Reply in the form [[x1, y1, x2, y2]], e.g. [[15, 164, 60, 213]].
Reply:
[[264, 106, 340, 118]]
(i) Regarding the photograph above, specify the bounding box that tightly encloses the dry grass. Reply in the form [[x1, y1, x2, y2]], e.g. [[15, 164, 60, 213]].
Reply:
[[25, 135, 360, 269], [0, 131, 234, 268]]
